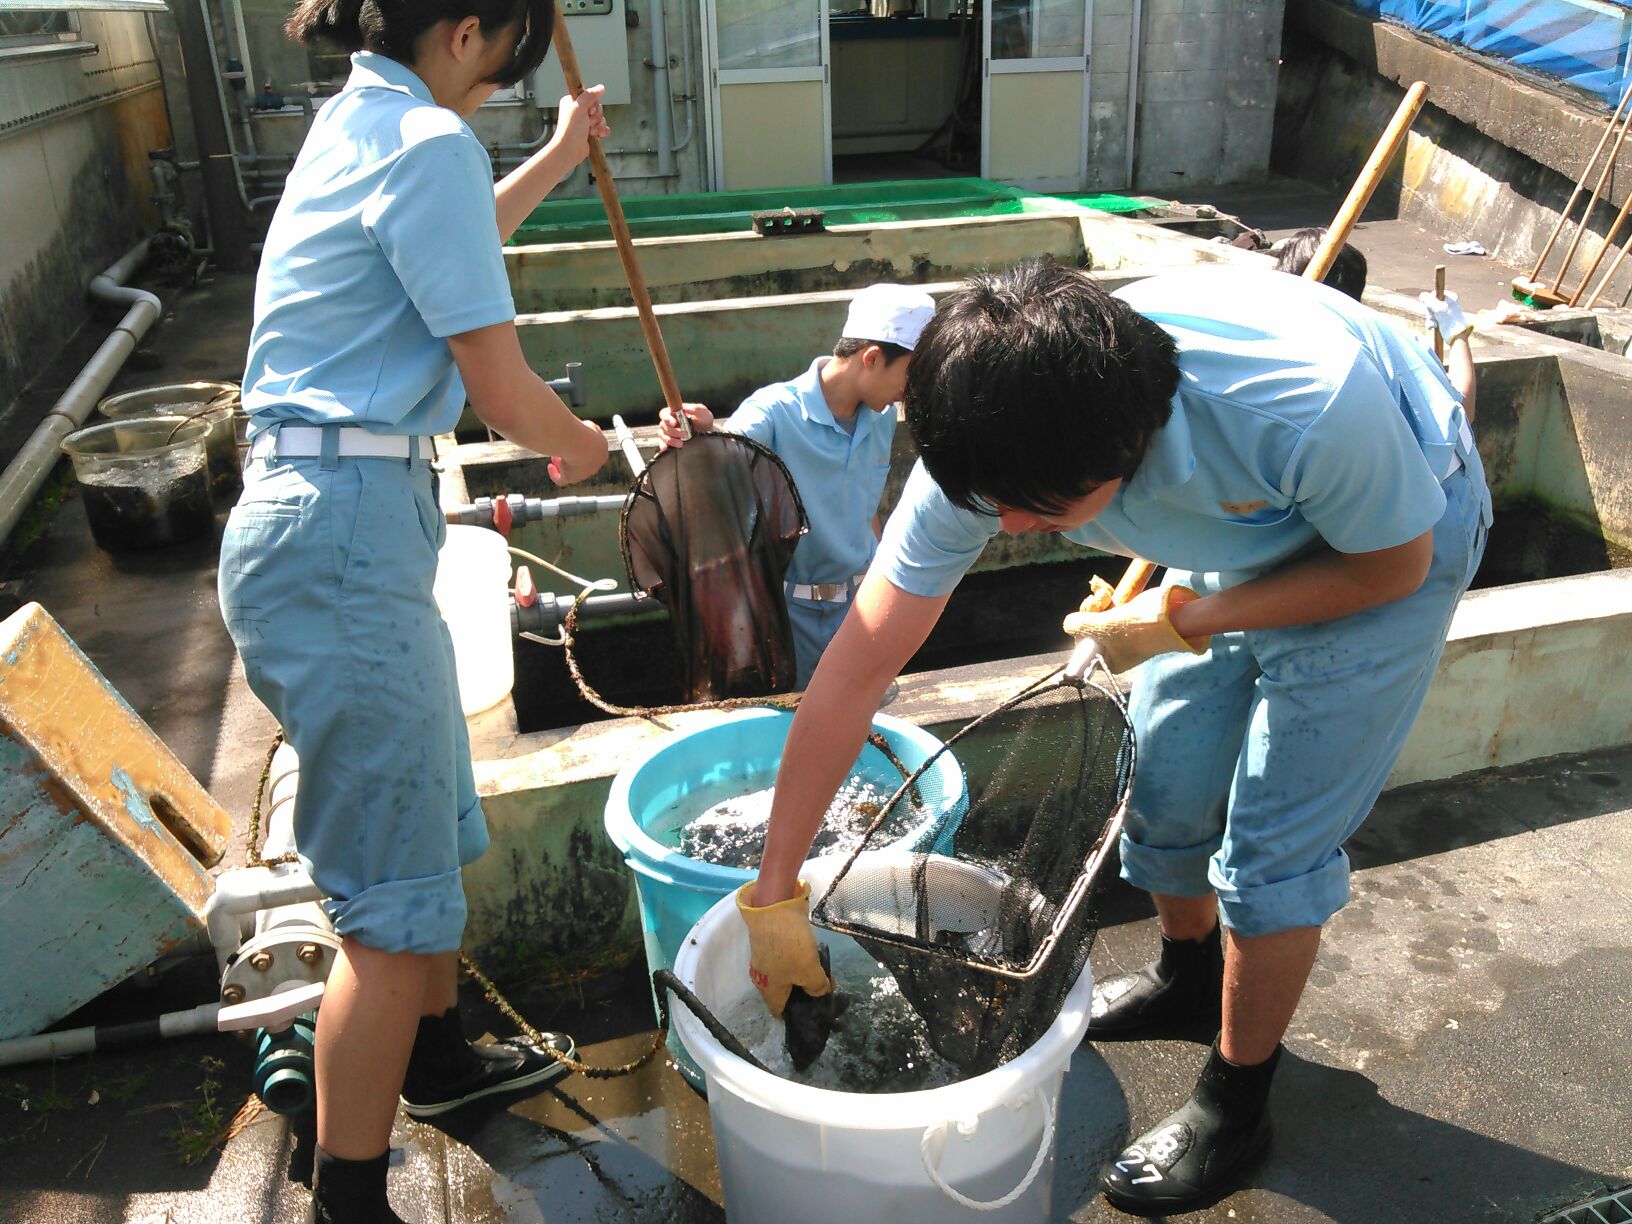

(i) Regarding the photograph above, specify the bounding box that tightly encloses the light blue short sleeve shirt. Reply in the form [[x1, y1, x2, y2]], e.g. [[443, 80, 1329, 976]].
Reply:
[[241, 53, 516, 438], [723, 357, 897, 586], [876, 267, 1461, 597]]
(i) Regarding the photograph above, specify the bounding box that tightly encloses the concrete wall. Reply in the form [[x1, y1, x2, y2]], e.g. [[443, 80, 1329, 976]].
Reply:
[[0, 11, 170, 410], [506, 212, 1095, 313], [1278, 0, 1632, 306], [508, 216, 1254, 419], [1130, 0, 1284, 191]]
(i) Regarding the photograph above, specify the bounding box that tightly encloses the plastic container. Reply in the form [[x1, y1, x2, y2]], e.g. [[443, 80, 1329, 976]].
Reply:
[[99, 382, 243, 500], [60, 417, 215, 552], [605, 709, 966, 1084], [433, 524, 515, 716], [672, 851, 1093, 1223]]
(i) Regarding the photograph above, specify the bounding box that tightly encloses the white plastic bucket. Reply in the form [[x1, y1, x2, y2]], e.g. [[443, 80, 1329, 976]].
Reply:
[[433, 524, 515, 715], [671, 852, 1094, 1223]]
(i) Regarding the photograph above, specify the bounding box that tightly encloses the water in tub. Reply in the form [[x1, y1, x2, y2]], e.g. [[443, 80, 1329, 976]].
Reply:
[[719, 935, 964, 1092], [658, 774, 895, 869]]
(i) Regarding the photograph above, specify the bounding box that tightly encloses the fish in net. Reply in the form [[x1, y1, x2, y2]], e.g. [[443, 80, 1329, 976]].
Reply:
[[810, 658, 1134, 1074], [619, 431, 809, 703]]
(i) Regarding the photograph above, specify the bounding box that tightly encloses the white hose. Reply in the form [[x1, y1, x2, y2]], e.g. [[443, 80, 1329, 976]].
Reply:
[[506, 545, 616, 596], [506, 545, 616, 646], [919, 1090, 1055, 1212]]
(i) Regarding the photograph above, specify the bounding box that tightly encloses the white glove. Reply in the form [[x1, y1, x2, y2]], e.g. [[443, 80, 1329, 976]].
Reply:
[[1419, 290, 1472, 344]]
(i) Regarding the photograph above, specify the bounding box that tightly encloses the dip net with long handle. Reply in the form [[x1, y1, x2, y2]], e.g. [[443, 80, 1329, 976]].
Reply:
[[810, 658, 1134, 1074]]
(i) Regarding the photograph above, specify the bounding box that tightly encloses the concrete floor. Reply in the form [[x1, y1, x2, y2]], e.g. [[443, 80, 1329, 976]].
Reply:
[[3, 189, 1629, 1222], [1164, 176, 1530, 313], [5, 748, 1629, 1222]]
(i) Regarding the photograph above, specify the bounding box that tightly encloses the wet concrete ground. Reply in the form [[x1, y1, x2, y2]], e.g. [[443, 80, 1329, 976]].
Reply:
[[5, 744, 1629, 1222]]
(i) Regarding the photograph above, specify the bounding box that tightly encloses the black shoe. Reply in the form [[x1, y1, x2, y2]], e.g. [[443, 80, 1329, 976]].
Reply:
[[399, 1007, 575, 1118], [1087, 925, 1223, 1042], [288, 1106, 316, 1188], [1100, 1042, 1280, 1216], [309, 1147, 405, 1224]]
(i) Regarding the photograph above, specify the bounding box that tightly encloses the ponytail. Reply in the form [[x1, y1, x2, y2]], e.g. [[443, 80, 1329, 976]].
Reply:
[[285, 0, 367, 52], [284, 0, 555, 87]]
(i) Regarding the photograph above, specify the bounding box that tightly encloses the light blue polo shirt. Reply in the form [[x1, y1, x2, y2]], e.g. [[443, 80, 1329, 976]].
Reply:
[[241, 52, 516, 438], [877, 267, 1463, 596], [723, 357, 897, 587]]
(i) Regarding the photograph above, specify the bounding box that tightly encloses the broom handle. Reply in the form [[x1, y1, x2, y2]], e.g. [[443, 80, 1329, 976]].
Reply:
[[1528, 79, 1632, 282], [1097, 90, 1429, 617], [1554, 90, 1632, 296], [1303, 81, 1429, 286], [551, 13, 689, 434], [1432, 264, 1446, 362]]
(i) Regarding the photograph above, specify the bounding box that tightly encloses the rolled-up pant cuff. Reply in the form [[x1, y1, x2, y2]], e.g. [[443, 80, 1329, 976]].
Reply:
[[1119, 829, 1220, 899], [319, 868, 469, 955], [1210, 852, 1352, 936]]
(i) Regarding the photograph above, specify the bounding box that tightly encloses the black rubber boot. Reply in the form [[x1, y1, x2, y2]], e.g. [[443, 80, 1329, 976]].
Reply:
[[1086, 925, 1224, 1042], [399, 1007, 574, 1118], [1100, 1041, 1281, 1216], [308, 1147, 404, 1224]]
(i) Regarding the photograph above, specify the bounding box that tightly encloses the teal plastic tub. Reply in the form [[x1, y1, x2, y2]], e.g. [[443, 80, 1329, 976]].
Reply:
[[604, 708, 966, 1085]]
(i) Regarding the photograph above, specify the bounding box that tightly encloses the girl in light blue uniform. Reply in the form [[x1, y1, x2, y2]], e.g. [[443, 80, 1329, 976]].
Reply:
[[218, 2, 610, 1218]]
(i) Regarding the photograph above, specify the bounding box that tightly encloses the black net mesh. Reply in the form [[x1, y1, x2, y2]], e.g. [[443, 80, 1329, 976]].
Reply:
[[620, 432, 809, 703], [811, 663, 1133, 1074]]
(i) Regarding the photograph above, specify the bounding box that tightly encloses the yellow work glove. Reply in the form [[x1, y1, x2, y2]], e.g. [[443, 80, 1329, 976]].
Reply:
[[1062, 584, 1211, 674], [735, 881, 833, 1017]]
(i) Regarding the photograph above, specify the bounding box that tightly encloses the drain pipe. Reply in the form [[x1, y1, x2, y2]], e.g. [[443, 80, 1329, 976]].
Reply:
[[0, 241, 162, 549]]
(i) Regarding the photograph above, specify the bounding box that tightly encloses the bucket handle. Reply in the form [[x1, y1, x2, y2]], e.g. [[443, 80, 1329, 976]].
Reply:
[[918, 1089, 1055, 1212]]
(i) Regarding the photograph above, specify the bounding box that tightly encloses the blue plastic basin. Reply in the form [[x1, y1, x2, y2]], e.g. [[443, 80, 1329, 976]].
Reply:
[[604, 709, 966, 1084]]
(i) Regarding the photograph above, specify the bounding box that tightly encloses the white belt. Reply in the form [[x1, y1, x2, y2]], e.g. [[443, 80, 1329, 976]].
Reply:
[[249, 426, 434, 462], [788, 576, 866, 604], [1443, 413, 1474, 480]]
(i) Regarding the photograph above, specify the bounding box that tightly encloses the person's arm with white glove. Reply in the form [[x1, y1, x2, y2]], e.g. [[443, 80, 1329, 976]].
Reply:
[[1420, 289, 1477, 425]]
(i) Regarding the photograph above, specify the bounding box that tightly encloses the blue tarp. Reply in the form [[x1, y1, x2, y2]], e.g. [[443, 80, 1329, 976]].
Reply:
[[1344, 0, 1632, 106]]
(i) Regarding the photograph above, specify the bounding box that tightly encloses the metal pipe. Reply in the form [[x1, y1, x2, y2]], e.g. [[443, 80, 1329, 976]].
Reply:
[[649, 0, 677, 180], [0, 1003, 221, 1069], [0, 241, 163, 548], [1125, 0, 1143, 190], [196, 0, 252, 210]]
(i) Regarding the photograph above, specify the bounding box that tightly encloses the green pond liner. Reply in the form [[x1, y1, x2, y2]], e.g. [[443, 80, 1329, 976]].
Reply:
[[508, 178, 1157, 246]]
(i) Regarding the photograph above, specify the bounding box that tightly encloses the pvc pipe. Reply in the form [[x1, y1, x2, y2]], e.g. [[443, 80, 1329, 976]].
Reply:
[[0, 1003, 220, 1068], [204, 865, 324, 972], [0, 241, 162, 548], [512, 588, 645, 639], [612, 414, 646, 477], [444, 493, 626, 528]]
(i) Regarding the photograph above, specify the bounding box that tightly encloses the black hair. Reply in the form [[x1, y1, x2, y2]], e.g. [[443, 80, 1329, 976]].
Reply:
[[905, 258, 1178, 517], [286, 0, 555, 87], [833, 337, 912, 363], [1273, 227, 1368, 301]]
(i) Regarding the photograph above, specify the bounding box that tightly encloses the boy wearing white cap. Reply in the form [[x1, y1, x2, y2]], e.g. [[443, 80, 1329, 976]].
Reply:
[[660, 282, 937, 685]]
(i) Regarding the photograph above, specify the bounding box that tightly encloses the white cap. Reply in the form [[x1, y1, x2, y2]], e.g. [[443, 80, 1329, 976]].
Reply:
[[841, 284, 937, 351]]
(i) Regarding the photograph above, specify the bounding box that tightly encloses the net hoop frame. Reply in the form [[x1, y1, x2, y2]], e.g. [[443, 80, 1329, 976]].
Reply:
[[810, 653, 1133, 984], [617, 429, 812, 604]]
